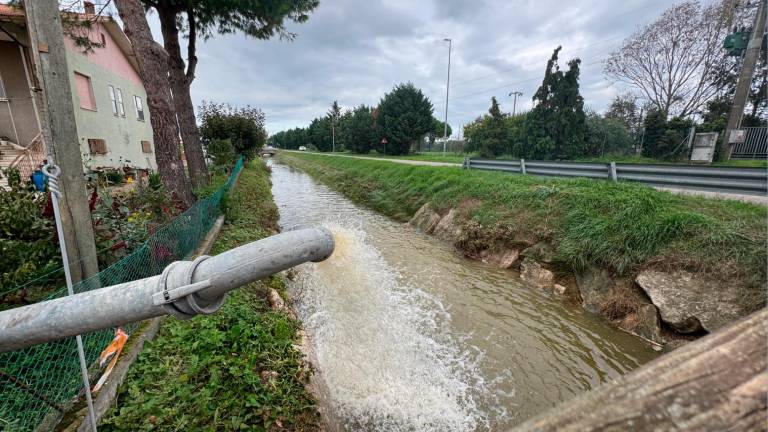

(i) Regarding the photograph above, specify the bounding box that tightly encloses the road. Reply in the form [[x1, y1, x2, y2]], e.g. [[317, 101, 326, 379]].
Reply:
[[279, 151, 767, 205]]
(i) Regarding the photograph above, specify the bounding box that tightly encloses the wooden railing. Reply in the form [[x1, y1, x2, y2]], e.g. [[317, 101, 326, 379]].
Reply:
[[9, 134, 46, 182]]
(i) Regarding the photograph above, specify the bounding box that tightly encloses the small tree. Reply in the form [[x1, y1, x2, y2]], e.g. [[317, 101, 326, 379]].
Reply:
[[426, 118, 452, 152], [327, 101, 342, 152], [523, 47, 588, 159], [377, 83, 434, 155], [199, 102, 267, 159], [342, 105, 378, 154]]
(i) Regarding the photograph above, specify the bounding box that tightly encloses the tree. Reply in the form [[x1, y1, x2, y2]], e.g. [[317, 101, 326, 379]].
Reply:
[[585, 111, 635, 157], [377, 83, 434, 155], [426, 118, 452, 151], [198, 102, 267, 159], [115, 0, 194, 207], [307, 116, 332, 151], [640, 109, 692, 159], [605, 1, 732, 117], [523, 47, 588, 159], [147, 0, 320, 187], [327, 100, 341, 152], [605, 93, 643, 140], [470, 97, 509, 158], [341, 105, 378, 154]]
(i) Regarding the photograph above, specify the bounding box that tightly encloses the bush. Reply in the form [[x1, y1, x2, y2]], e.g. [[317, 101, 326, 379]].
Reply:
[[0, 179, 60, 299], [104, 170, 125, 185], [199, 101, 267, 159], [206, 138, 236, 167]]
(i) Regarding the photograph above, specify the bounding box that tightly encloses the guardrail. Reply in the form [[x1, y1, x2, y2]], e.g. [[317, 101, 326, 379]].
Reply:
[[464, 158, 768, 196]]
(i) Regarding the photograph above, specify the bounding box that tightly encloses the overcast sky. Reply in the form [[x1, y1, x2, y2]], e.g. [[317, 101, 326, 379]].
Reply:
[[147, 0, 677, 136]]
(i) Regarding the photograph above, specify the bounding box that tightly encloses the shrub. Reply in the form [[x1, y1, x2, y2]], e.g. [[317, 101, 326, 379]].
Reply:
[[206, 138, 236, 167]]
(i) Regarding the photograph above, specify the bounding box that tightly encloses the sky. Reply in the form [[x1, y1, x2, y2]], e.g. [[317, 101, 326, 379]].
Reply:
[[145, 0, 679, 136]]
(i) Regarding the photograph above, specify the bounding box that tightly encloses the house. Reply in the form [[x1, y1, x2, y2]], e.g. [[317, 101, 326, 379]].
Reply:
[[0, 2, 155, 186]]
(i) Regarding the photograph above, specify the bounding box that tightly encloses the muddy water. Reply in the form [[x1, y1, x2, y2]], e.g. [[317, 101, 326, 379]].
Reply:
[[269, 161, 658, 431]]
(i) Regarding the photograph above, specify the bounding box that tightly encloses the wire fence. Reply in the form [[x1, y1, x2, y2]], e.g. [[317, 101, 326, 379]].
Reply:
[[0, 157, 243, 431]]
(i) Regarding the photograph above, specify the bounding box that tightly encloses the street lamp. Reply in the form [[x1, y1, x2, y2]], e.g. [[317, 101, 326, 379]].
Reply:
[[443, 38, 452, 156], [509, 91, 522, 116]]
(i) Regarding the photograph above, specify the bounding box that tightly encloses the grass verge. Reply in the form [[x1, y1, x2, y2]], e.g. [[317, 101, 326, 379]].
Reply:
[[279, 152, 767, 313], [101, 161, 319, 431]]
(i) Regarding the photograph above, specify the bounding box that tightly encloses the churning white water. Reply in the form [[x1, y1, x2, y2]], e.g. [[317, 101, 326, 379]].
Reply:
[[269, 160, 657, 430], [293, 223, 491, 431]]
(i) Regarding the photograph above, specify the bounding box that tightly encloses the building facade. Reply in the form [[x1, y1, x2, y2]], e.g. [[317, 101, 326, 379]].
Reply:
[[0, 4, 156, 184]]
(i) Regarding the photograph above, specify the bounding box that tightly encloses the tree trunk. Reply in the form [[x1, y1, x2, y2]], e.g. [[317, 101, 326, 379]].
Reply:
[[114, 0, 194, 207], [158, 8, 209, 189]]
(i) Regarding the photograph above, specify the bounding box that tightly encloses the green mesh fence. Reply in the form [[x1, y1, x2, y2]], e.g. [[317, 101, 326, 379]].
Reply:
[[0, 158, 243, 431]]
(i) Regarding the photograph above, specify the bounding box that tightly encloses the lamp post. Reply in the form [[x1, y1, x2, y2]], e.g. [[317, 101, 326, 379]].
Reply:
[[443, 38, 452, 156], [509, 91, 522, 116]]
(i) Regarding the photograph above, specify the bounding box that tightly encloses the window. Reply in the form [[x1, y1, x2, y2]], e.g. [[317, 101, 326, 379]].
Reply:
[[115, 88, 125, 116], [0, 74, 6, 99], [134, 95, 145, 121], [141, 140, 152, 153], [88, 138, 107, 155], [75, 72, 96, 110], [108, 85, 117, 115]]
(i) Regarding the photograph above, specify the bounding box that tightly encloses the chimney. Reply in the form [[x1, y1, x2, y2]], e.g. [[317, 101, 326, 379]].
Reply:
[[83, 1, 95, 14]]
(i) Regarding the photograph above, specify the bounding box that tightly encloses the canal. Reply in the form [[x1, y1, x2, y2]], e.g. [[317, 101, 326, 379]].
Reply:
[[269, 161, 658, 431]]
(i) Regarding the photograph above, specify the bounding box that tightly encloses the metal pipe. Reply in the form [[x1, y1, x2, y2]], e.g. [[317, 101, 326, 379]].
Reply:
[[0, 227, 335, 353]]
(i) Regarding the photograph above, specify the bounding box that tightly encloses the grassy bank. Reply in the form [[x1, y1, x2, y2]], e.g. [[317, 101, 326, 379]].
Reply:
[[279, 152, 767, 313], [101, 161, 319, 431]]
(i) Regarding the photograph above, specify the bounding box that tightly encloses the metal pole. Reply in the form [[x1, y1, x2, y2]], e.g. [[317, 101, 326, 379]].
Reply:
[[722, 0, 766, 160], [443, 38, 452, 157], [42, 164, 97, 432], [0, 227, 335, 353], [509, 91, 522, 117]]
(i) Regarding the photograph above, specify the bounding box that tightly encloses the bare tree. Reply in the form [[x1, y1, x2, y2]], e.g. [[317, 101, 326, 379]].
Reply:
[[605, 1, 733, 117], [114, 0, 195, 207]]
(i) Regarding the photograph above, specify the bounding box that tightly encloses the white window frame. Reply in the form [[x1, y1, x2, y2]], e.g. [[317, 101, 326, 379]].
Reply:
[[134, 95, 145, 121], [108, 85, 118, 115], [0, 72, 6, 100], [115, 88, 125, 117]]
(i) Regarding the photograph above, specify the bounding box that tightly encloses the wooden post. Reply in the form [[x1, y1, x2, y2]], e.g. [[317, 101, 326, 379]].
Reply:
[[512, 308, 767, 431], [23, 2, 99, 283]]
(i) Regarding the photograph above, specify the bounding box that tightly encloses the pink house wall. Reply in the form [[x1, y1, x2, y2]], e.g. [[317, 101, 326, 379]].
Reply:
[[63, 22, 142, 86]]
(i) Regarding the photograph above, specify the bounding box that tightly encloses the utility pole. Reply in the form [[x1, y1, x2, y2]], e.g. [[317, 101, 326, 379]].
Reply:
[[24, 1, 99, 284], [722, 0, 766, 160], [509, 91, 522, 116], [443, 38, 452, 156]]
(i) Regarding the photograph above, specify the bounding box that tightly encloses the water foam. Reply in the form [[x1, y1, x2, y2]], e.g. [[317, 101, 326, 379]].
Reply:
[[290, 222, 490, 431]]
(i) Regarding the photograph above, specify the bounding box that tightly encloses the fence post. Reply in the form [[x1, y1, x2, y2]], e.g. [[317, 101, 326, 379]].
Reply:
[[463, 157, 469, 169], [609, 162, 618, 182], [520, 159, 526, 175]]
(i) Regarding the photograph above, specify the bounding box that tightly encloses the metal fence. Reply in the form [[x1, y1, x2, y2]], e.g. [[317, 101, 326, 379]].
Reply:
[[731, 127, 767, 159], [465, 158, 768, 196]]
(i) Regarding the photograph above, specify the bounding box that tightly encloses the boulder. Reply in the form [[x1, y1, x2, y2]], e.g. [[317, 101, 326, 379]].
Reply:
[[520, 258, 554, 289], [409, 203, 442, 234], [575, 266, 613, 315], [635, 270, 745, 333], [485, 248, 520, 269], [433, 208, 463, 243], [521, 242, 556, 264], [621, 303, 663, 344]]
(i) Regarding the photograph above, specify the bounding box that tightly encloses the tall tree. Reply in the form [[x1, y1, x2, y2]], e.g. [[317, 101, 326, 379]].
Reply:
[[327, 100, 341, 152], [377, 83, 434, 155], [342, 105, 377, 154], [115, 0, 194, 207], [523, 47, 588, 159], [604, 1, 733, 117], [147, 0, 320, 186]]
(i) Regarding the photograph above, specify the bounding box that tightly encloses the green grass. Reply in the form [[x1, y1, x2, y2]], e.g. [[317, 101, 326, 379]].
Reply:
[[101, 161, 319, 432], [279, 152, 767, 313]]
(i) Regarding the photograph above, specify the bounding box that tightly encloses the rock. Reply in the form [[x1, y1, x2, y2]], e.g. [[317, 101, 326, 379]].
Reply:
[[521, 242, 556, 264], [575, 266, 613, 315], [635, 270, 745, 333], [433, 208, 463, 243], [409, 203, 442, 234], [628, 303, 663, 344], [553, 284, 567, 295], [520, 258, 554, 289], [485, 248, 520, 269]]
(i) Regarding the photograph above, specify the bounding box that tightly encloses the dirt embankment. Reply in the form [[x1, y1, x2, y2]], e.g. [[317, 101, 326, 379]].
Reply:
[[411, 201, 755, 350]]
